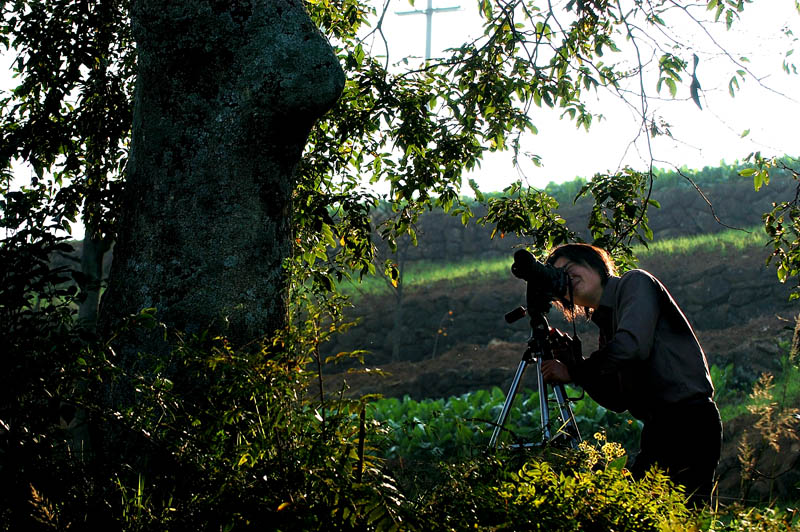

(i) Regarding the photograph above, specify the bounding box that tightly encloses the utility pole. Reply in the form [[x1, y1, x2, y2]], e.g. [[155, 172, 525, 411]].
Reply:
[[397, 0, 460, 60]]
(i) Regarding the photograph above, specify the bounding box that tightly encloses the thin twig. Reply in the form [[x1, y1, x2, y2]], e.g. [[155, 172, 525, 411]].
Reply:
[[612, 0, 656, 250], [667, 0, 799, 104], [674, 167, 748, 232]]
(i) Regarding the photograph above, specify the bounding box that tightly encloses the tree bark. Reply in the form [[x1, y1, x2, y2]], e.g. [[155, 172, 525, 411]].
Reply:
[[100, 0, 343, 352], [78, 233, 110, 330]]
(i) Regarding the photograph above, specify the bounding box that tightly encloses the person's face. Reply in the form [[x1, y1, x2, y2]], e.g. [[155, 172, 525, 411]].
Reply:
[[553, 257, 604, 309]]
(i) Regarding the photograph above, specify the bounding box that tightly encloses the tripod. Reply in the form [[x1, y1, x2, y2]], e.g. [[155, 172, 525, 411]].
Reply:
[[488, 306, 582, 450]]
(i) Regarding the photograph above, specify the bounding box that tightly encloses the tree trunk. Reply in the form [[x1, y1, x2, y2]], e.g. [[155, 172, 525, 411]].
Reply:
[[99, 0, 343, 354], [78, 233, 110, 330], [63, 232, 113, 460]]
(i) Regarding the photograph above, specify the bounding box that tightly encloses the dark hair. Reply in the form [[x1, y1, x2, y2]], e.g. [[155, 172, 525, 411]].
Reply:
[[545, 243, 617, 320]]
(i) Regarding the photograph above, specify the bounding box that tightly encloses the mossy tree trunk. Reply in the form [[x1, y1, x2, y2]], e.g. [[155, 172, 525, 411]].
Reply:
[[100, 1, 344, 353]]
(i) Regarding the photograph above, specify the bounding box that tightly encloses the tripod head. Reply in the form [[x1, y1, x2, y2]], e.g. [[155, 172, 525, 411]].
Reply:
[[504, 304, 554, 361]]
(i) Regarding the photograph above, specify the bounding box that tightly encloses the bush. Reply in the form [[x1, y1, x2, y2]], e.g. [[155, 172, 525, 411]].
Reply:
[[410, 435, 694, 531], [4, 315, 409, 530], [92, 333, 409, 531], [494, 462, 689, 531]]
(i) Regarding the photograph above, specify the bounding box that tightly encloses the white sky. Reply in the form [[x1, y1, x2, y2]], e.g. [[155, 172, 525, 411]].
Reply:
[[364, 0, 800, 192]]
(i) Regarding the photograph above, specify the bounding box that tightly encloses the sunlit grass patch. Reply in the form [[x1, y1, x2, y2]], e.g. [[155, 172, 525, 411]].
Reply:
[[633, 224, 767, 258], [337, 255, 515, 297]]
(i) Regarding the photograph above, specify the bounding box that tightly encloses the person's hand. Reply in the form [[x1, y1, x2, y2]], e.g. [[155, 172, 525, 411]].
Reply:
[[548, 327, 581, 367], [541, 359, 572, 384]]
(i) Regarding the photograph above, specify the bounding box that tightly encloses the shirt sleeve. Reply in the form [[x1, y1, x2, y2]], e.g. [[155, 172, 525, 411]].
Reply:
[[572, 271, 661, 385]]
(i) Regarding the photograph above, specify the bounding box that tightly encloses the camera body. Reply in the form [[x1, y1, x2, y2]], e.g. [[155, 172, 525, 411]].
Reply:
[[511, 249, 570, 309]]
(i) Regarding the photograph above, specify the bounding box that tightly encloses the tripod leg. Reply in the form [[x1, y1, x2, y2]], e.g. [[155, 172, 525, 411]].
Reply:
[[552, 384, 581, 447], [535, 357, 551, 443], [489, 359, 528, 448]]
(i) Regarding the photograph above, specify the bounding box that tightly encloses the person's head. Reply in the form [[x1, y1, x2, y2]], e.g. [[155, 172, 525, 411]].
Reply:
[[545, 243, 617, 319]]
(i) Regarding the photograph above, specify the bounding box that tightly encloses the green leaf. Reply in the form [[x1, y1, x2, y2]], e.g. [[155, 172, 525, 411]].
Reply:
[[758, 169, 770, 188], [469, 178, 485, 203], [754, 170, 764, 191], [353, 43, 364, 66], [665, 78, 677, 97], [321, 223, 337, 247], [607, 455, 628, 471], [728, 76, 740, 97]]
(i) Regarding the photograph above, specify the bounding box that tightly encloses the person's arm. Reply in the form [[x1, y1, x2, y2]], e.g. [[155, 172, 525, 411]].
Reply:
[[541, 357, 629, 413], [572, 271, 661, 380]]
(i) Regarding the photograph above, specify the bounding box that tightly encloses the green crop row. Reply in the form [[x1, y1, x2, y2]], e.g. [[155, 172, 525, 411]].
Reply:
[[367, 386, 642, 462], [366, 353, 800, 463]]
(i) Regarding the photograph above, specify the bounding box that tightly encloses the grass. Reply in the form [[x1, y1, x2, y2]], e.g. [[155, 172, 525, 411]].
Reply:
[[339, 224, 770, 299], [712, 349, 800, 422], [337, 256, 512, 297], [633, 224, 767, 258]]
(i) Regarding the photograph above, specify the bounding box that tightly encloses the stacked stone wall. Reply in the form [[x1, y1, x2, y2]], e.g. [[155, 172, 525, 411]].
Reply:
[[382, 176, 796, 263]]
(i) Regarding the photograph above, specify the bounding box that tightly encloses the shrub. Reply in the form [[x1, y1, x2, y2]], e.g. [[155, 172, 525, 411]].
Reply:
[[493, 461, 690, 531], [91, 332, 408, 531], [411, 435, 694, 531], [5, 316, 409, 531]]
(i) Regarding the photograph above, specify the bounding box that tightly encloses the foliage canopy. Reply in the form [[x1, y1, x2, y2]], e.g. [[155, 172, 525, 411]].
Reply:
[[2, 0, 798, 286]]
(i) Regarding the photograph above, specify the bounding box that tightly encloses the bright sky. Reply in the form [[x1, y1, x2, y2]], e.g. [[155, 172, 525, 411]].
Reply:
[[364, 0, 800, 192]]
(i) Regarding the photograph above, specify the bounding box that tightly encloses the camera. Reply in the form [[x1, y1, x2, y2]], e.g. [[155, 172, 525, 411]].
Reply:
[[511, 249, 570, 301]]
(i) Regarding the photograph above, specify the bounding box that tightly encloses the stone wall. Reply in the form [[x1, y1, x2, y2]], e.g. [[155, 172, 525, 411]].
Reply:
[[378, 175, 796, 263]]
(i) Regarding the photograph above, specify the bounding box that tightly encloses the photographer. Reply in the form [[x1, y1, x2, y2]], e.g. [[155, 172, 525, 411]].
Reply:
[[539, 243, 722, 505]]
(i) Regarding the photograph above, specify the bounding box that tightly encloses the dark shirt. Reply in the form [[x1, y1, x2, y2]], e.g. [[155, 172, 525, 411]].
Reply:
[[571, 269, 714, 420]]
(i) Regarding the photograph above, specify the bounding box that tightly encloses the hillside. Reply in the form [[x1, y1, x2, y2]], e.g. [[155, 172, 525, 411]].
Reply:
[[54, 170, 797, 401]]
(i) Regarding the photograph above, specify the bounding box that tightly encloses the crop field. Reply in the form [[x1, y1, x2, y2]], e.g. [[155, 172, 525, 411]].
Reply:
[[366, 347, 800, 463]]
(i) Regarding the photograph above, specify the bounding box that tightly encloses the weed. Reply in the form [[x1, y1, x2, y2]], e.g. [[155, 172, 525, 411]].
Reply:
[[736, 315, 800, 502]]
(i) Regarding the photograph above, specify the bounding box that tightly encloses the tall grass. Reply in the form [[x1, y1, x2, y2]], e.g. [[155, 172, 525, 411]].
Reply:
[[340, 225, 769, 298]]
